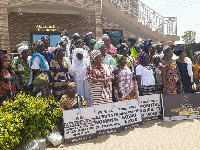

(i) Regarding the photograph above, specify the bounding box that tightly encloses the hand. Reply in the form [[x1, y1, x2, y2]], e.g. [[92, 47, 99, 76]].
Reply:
[[118, 91, 122, 98]]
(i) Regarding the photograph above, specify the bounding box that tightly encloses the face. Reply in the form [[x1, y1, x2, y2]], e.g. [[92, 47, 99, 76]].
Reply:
[[157, 45, 163, 53], [153, 57, 160, 67], [148, 45, 152, 52], [77, 53, 83, 60], [142, 56, 150, 66], [61, 31, 66, 37], [94, 54, 102, 65], [104, 38, 111, 47], [120, 48, 128, 56], [99, 44, 107, 56], [57, 49, 65, 58], [89, 42, 95, 51], [21, 49, 29, 59], [37, 43, 45, 54], [119, 56, 126, 67], [43, 38, 50, 48], [1, 58, 10, 69], [131, 40, 136, 46], [150, 47, 156, 56], [76, 40, 83, 48], [67, 84, 76, 95], [166, 50, 173, 60], [179, 51, 186, 59]]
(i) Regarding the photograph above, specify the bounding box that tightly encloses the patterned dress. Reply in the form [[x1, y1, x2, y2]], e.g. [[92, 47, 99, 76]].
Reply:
[[50, 57, 72, 100], [87, 63, 113, 106], [114, 66, 139, 101], [12, 57, 31, 91], [159, 61, 179, 94], [193, 63, 200, 82], [106, 45, 117, 59], [0, 70, 16, 105]]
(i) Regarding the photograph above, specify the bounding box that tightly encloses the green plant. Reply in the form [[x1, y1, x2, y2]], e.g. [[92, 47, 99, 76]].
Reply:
[[184, 44, 194, 63], [0, 92, 62, 150]]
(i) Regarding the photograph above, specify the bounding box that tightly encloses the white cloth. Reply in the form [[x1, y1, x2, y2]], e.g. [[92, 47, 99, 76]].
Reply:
[[18, 45, 29, 57], [63, 57, 73, 75], [136, 64, 155, 86], [186, 57, 193, 82], [76, 79, 90, 106], [31, 56, 49, 70]]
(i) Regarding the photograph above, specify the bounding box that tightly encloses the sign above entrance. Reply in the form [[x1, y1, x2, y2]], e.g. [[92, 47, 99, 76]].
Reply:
[[36, 25, 59, 32]]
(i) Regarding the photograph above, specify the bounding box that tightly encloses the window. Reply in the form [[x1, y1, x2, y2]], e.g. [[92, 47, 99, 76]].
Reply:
[[103, 29, 123, 47]]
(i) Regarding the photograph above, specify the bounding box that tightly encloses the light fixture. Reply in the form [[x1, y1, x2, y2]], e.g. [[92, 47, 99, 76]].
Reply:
[[17, 7, 23, 16]]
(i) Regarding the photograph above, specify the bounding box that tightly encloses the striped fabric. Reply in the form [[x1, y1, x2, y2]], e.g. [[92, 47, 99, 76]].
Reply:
[[142, 85, 156, 96], [89, 82, 112, 106]]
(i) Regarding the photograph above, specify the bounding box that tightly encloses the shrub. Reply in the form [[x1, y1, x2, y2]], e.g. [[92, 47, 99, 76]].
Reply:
[[0, 92, 62, 150]]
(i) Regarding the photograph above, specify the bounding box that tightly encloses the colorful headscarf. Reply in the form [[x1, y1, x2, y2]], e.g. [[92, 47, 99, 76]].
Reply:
[[119, 37, 126, 44], [71, 33, 80, 43], [17, 43, 29, 57], [94, 39, 104, 50], [54, 45, 64, 57], [32, 40, 43, 52], [101, 34, 110, 41], [194, 51, 200, 59], [83, 32, 93, 43], [91, 50, 101, 61], [41, 35, 50, 41], [116, 54, 123, 65], [140, 52, 149, 62], [174, 49, 184, 56], [89, 39, 96, 45]]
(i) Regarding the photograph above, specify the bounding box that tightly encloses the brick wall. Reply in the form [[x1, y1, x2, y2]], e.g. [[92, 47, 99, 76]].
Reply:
[[8, 12, 96, 52]]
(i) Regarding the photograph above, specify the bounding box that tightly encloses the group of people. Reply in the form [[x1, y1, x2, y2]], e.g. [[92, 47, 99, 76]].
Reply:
[[0, 30, 200, 109]]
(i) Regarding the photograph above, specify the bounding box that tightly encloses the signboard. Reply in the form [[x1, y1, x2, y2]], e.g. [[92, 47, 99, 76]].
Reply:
[[36, 25, 59, 32], [118, 99, 142, 130], [94, 103, 121, 135], [139, 94, 161, 122], [63, 107, 97, 144], [162, 93, 200, 121]]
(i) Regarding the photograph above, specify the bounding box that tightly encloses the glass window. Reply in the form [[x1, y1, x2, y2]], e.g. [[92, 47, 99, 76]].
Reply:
[[103, 29, 123, 47]]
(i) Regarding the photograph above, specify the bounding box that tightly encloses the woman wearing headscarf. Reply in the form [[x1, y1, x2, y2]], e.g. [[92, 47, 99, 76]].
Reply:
[[49, 46, 72, 100], [12, 43, 31, 93], [113, 54, 139, 101], [193, 51, 200, 92], [159, 47, 179, 94], [94, 39, 117, 71], [101, 34, 117, 59], [174, 49, 194, 93], [69, 33, 80, 54], [128, 35, 140, 59], [72, 48, 90, 106], [88, 39, 96, 56], [0, 55, 16, 105], [87, 50, 114, 106], [136, 53, 155, 95], [30, 40, 52, 97], [136, 39, 153, 65]]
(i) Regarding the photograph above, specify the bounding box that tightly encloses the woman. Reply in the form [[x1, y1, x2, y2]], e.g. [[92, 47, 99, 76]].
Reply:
[[72, 48, 90, 106], [136, 53, 155, 95], [60, 82, 87, 111], [88, 39, 96, 56], [113, 55, 139, 101], [50, 46, 72, 100], [30, 40, 52, 97], [128, 35, 139, 59], [0, 55, 16, 105], [12, 43, 31, 93], [87, 50, 114, 106], [101, 34, 117, 59], [94, 39, 117, 71], [174, 49, 194, 93], [69, 33, 80, 54], [136, 39, 152, 65], [193, 51, 200, 92], [159, 47, 179, 94]]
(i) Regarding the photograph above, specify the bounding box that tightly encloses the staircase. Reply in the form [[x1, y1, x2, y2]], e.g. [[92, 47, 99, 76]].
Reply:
[[102, 0, 180, 42]]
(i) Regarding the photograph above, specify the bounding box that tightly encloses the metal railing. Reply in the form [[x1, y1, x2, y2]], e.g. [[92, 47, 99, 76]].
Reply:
[[108, 0, 177, 36]]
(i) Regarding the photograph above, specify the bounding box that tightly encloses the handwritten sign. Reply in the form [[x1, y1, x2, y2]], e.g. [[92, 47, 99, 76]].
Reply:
[[139, 94, 161, 122], [94, 103, 121, 135], [118, 99, 142, 130], [36, 25, 59, 32], [162, 93, 200, 121], [63, 107, 97, 144]]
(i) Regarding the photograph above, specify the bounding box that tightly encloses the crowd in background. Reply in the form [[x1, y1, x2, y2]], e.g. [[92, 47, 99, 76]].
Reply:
[[0, 30, 200, 109]]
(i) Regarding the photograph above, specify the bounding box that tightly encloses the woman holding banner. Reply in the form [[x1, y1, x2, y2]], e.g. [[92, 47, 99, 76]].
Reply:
[[159, 47, 179, 94], [87, 50, 114, 106], [113, 54, 139, 101], [136, 53, 155, 95]]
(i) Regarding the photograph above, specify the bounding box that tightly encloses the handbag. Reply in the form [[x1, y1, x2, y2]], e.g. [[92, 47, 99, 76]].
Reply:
[[33, 71, 49, 87]]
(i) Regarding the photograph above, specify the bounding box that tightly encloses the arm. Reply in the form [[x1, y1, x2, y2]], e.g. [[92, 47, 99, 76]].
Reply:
[[161, 69, 167, 94], [193, 65, 200, 91], [113, 68, 122, 98]]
